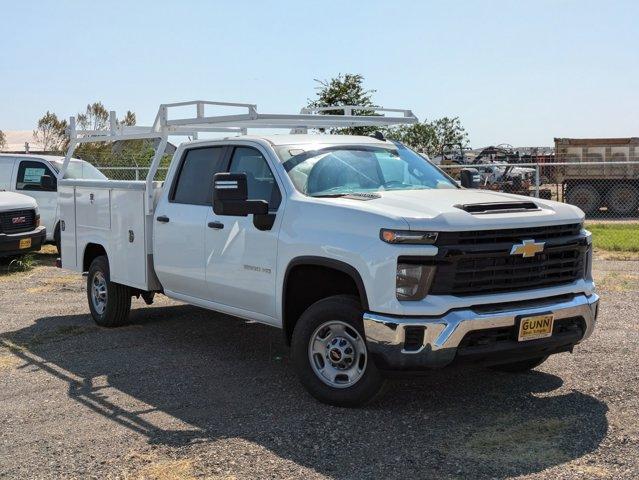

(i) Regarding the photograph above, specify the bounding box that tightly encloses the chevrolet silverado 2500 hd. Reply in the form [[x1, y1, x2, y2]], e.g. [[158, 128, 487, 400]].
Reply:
[[57, 101, 598, 406]]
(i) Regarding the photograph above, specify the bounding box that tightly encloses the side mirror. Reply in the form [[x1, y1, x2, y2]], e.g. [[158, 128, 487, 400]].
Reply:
[[212, 172, 268, 216], [460, 168, 480, 188], [40, 174, 57, 191]]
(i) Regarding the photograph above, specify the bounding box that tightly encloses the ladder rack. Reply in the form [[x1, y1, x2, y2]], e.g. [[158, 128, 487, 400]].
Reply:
[[60, 100, 418, 213]]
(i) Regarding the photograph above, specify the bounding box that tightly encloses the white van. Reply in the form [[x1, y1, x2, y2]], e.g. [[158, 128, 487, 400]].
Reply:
[[0, 154, 106, 251]]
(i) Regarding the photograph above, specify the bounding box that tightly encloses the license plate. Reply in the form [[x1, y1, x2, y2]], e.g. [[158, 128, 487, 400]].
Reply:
[[19, 238, 32, 249], [518, 314, 554, 341]]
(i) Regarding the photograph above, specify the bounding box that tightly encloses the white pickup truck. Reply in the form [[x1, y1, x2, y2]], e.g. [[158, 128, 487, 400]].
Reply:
[[57, 101, 598, 406]]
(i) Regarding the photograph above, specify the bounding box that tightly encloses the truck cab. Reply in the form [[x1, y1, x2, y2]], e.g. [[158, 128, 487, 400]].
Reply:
[[57, 101, 599, 407]]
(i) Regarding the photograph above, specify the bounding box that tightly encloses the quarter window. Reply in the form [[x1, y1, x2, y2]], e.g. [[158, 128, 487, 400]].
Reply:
[[16, 161, 56, 191], [229, 147, 281, 210], [172, 147, 226, 205]]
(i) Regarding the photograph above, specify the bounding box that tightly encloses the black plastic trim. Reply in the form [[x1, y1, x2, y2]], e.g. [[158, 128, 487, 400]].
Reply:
[[282, 256, 369, 343]]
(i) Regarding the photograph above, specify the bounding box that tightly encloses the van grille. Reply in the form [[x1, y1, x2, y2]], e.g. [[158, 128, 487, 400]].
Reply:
[[0, 209, 37, 234]]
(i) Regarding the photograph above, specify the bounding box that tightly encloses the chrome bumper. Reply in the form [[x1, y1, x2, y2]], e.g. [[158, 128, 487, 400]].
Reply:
[[363, 293, 599, 370]]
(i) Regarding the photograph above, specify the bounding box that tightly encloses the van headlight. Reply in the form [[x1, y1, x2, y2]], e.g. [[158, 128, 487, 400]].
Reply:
[[396, 262, 436, 300]]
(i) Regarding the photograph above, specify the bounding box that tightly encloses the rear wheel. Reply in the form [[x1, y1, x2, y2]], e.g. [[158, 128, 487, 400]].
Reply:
[[606, 183, 639, 216], [87, 255, 131, 327], [489, 356, 548, 373], [565, 183, 601, 215], [291, 295, 385, 407]]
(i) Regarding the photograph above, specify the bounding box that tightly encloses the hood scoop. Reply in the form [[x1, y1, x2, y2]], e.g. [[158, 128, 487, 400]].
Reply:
[[455, 201, 540, 214]]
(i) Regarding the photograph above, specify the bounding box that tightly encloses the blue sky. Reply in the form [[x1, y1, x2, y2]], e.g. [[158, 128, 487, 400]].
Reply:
[[1, 0, 637, 146]]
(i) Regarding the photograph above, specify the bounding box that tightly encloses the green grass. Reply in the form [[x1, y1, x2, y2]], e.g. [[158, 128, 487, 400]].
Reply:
[[587, 223, 639, 252]]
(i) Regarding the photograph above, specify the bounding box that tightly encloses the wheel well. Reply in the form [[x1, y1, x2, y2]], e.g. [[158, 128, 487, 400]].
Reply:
[[282, 259, 367, 345], [83, 243, 107, 271]]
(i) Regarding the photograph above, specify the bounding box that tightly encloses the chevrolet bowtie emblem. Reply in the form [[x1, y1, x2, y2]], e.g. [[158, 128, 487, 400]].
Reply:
[[510, 239, 545, 258]]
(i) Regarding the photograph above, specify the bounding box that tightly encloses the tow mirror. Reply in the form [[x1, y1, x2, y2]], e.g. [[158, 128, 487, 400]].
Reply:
[[212, 172, 268, 216], [40, 174, 57, 191], [460, 168, 480, 188]]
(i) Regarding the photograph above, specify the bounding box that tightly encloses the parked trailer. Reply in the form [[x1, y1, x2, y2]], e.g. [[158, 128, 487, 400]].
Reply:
[[554, 137, 639, 216]]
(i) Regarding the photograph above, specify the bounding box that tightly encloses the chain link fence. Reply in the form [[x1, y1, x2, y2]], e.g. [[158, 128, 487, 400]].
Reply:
[[90, 157, 638, 253], [439, 161, 639, 252], [99, 166, 169, 181]]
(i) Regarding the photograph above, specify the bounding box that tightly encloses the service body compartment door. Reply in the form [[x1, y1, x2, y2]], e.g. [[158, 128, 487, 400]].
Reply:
[[109, 189, 147, 288], [58, 185, 77, 268]]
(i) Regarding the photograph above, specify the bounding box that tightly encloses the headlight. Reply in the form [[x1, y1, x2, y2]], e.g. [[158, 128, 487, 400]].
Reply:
[[396, 262, 436, 300], [381, 229, 438, 244]]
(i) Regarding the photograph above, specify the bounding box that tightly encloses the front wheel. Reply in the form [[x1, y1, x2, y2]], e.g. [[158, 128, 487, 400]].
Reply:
[[87, 255, 131, 327], [291, 295, 385, 407]]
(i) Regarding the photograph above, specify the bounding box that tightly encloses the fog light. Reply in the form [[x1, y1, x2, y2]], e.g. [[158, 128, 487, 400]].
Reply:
[[396, 263, 436, 300]]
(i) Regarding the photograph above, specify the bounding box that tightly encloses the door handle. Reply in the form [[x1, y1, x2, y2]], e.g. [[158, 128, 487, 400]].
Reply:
[[156, 215, 170, 223], [208, 221, 224, 229]]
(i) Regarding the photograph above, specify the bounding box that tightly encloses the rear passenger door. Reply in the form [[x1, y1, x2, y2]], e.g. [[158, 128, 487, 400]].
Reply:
[[205, 145, 283, 320], [153, 146, 229, 299]]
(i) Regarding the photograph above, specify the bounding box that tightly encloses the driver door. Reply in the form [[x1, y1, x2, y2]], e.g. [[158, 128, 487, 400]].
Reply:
[[205, 145, 283, 320]]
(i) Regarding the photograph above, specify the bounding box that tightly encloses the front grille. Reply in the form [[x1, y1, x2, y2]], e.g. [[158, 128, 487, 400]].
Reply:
[[436, 223, 582, 245], [405, 223, 587, 296], [0, 209, 37, 234]]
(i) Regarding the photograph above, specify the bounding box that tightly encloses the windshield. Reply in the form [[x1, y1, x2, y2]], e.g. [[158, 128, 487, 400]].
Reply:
[[277, 141, 457, 197], [50, 160, 107, 180]]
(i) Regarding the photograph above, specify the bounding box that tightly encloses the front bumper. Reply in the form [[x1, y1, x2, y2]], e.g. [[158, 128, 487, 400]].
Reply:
[[363, 293, 599, 370], [0, 227, 46, 257]]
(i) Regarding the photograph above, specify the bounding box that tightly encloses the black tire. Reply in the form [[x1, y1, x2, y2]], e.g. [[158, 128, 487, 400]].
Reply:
[[606, 183, 639, 217], [291, 295, 385, 407], [489, 356, 548, 373], [87, 255, 131, 327], [54, 223, 61, 255], [565, 183, 601, 215]]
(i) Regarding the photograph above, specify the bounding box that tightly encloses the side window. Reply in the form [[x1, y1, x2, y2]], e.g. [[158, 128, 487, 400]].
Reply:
[[171, 147, 226, 205], [16, 161, 56, 191], [229, 147, 281, 210]]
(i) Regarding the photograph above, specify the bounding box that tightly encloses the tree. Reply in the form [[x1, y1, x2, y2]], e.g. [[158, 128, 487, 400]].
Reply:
[[385, 117, 469, 157], [76, 102, 136, 130], [0, 130, 6, 150], [33, 111, 68, 152], [307, 74, 469, 151], [74, 102, 139, 165], [307, 73, 378, 135]]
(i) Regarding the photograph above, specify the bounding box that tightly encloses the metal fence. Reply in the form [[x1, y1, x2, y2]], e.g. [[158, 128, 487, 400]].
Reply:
[[97, 161, 639, 217], [99, 166, 169, 181], [438, 161, 639, 219], [95, 160, 638, 251]]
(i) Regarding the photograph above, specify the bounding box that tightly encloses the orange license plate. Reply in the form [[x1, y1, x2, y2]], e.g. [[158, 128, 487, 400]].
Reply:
[[19, 238, 32, 249]]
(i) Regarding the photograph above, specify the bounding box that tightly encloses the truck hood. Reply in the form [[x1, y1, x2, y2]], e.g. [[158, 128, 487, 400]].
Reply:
[[0, 191, 38, 211], [329, 189, 584, 231]]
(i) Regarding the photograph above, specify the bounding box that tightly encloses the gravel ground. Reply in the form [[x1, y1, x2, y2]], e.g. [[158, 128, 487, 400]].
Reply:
[[0, 250, 637, 479]]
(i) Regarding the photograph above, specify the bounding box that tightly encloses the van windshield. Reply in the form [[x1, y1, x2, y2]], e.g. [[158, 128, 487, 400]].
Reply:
[[50, 160, 107, 180], [277, 141, 457, 197]]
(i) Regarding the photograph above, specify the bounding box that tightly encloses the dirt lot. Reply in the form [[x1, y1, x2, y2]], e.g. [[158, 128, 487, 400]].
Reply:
[[0, 249, 637, 479]]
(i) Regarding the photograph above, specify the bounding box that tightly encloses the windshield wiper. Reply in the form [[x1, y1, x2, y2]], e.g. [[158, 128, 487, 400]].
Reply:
[[310, 193, 349, 198]]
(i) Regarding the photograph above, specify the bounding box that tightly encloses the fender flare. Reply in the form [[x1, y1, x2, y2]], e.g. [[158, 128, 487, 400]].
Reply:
[[282, 256, 369, 342]]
